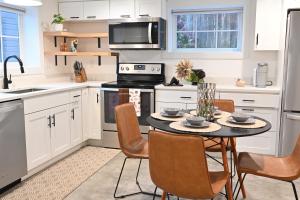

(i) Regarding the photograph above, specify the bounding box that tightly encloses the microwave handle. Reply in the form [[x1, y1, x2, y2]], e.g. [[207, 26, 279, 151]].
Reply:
[[148, 22, 152, 44]]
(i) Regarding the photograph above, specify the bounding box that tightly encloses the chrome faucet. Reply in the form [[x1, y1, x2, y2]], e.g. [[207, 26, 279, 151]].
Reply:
[[3, 55, 24, 89]]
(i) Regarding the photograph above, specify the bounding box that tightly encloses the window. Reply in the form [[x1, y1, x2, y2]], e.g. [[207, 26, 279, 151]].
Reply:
[[0, 10, 21, 63], [174, 9, 243, 51]]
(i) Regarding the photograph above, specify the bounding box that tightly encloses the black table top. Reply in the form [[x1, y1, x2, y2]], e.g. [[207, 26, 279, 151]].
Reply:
[[146, 116, 272, 138]]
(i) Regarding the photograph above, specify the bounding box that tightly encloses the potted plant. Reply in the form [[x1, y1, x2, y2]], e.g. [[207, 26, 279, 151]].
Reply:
[[52, 14, 65, 31], [186, 69, 206, 85]]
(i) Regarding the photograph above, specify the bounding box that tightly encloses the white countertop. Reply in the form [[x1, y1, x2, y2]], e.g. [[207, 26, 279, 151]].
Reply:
[[0, 81, 105, 103], [155, 84, 281, 94]]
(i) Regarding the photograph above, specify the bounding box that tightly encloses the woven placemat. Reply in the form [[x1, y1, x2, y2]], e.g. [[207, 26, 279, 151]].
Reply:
[[217, 117, 267, 129], [190, 110, 231, 119], [151, 112, 191, 122], [169, 121, 222, 133]]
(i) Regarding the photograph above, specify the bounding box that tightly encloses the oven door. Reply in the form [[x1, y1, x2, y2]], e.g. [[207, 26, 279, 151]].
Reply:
[[101, 88, 154, 133], [109, 21, 159, 49]]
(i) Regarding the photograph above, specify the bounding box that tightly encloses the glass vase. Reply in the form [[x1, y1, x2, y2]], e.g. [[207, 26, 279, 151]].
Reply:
[[197, 83, 216, 121]]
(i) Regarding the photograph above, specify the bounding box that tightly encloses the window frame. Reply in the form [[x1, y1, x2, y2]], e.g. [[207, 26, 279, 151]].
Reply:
[[171, 8, 244, 53]]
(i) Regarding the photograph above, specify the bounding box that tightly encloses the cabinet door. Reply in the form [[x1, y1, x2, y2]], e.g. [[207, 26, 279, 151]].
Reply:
[[83, 0, 109, 20], [254, 0, 281, 50], [25, 111, 51, 170], [109, 0, 135, 19], [89, 88, 101, 140], [82, 88, 89, 141], [135, 0, 162, 17], [51, 105, 71, 157], [59, 1, 84, 21], [70, 99, 83, 146]]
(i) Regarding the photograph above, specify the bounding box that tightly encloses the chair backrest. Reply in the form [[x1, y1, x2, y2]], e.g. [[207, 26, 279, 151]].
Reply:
[[115, 103, 142, 154], [149, 131, 215, 199], [214, 99, 235, 113]]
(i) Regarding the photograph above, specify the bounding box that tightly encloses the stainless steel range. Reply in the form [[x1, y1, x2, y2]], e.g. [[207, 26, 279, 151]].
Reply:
[[100, 63, 165, 148]]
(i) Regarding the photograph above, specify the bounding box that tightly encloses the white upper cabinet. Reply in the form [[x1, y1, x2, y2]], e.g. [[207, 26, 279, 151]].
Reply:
[[135, 0, 162, 18], [109, 0, 135, 19], [83, 0, 109, 20], [254, 0, 281, 50], [58, 1, 84, 20]]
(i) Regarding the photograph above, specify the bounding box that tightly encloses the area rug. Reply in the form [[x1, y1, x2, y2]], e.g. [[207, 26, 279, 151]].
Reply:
[[0, 147, 121, 200]]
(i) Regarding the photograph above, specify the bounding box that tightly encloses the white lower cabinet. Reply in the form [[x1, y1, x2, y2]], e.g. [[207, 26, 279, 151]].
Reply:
[[88, 88, 101, 140], [50, 105, 71, 157], [25, 110, 52, 170], [70, 96, 83, 146]]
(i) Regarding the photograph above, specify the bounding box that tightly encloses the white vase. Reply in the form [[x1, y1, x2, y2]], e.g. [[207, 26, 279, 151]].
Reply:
[[54, 24, 63, 32]]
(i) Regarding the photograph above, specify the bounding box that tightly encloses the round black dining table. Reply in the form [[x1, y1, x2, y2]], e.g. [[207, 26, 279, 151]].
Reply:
[[146, 116, 272, 138], [146, 115, 272, 200]]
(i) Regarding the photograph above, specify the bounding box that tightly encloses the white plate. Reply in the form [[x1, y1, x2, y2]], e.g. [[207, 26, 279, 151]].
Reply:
[[227, 117, 255, 125], [182, 121, 210, 128], [160, 112, 184, 118]]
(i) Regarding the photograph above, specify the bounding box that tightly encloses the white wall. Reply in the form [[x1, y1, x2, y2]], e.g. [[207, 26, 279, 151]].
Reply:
[[39, 0, 279, 85]]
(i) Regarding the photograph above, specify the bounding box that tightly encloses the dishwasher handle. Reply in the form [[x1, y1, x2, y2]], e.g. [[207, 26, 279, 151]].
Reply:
[[52, 115, 56, 127]]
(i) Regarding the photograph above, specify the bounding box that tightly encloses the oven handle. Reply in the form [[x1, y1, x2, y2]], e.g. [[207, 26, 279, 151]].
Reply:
[[148, 22, 153, 44], [100, 88, 154, 93]]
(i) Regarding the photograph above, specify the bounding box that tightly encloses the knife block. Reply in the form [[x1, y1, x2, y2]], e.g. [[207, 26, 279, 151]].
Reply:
[[74, 68, 87, 83]]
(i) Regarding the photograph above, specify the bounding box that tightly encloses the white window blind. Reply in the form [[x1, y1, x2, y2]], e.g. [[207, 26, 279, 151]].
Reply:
[[173, 8, 243, 51]]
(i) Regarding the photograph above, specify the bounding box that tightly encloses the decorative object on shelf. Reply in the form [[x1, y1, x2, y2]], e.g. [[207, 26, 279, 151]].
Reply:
[[3, 0, 42, 6], [73, 61, 87, 83], [60, 43, 68, 52], [186, 69, 206, 85], [164, 77, 183, 86], [197, 83, 216, 122], [70, 39, 79, 52], [236, 78, 246, 87], [52, 14, 65, 32], [176, 59, 193, 80]]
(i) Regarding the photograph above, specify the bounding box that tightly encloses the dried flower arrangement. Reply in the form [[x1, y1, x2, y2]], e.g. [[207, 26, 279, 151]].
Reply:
[[176, 59, 193, 79]]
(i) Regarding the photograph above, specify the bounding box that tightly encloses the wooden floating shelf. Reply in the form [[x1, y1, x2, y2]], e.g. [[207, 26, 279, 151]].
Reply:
[[44, 51, 119, 57], [44, 31, 108, 38]]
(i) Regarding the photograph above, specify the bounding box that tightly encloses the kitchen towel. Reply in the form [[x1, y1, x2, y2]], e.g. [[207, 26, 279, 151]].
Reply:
[[129, 89, 141, 117]]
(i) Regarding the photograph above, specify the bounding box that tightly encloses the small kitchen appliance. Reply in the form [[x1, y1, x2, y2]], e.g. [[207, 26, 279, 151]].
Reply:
[[253, 63, 269, 88], [100, 63, 165, 148]]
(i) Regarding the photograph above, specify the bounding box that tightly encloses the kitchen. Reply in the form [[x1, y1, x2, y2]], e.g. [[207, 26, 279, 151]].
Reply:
[[0, 0, 299, 200]]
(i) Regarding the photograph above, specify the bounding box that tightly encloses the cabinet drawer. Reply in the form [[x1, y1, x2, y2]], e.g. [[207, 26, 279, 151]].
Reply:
[[236, 131, 277, 155], [24, 92, 70, 114], [219, 92, 280, 108], [156, 90, 197, 104], [69, 89, 82, 103], [235, 107, 279, 131]]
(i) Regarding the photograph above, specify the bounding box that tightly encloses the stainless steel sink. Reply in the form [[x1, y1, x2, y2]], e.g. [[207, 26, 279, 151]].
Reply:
[[4, 88, 48, 94]]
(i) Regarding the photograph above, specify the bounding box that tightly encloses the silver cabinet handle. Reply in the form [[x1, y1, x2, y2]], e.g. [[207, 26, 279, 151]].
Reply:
[[180, 96, 192, 99], [70, 17, 80, 19], [48, 116, 52, 128], [86, 16, 96, 19], [52, 115, 56, 127], [71, 109, 75, 120], [139, 14, 150, 17], [97, 93, 99, 103], [242, 99, 255, 102], [148, 22, 152, 44], [241, 108, 255, 112], [256, 33, 259, 46], [287, 114, 300, 121], [120, 15, 130, 18], [73, 95, 81, 98]]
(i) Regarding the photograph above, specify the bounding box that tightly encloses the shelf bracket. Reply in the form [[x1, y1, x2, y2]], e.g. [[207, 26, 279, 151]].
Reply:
[[64, 56, 67, 66], [55, 55, 58, 66], [98, 56, 101, 66], [54, 36, 57, 47], [64, 37, 67, 43], [98, 38, 101, 48]]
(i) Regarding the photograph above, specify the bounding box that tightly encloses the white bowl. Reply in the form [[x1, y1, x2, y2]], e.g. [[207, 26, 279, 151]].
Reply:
[[231, 112, 251, 122], [186, 116, 205, 126]]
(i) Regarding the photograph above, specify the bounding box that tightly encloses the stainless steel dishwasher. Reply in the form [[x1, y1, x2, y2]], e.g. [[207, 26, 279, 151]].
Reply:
[[0, 100, 27, 190]]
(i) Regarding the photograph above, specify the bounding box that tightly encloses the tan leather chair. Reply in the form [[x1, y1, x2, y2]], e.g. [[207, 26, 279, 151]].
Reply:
[[114, 103, 151, 198], [149, 130, 231, 200], [236, 135, 300, 199]]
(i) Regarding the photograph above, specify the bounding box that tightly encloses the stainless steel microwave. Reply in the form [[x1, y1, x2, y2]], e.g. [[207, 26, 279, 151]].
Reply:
[[108, 17, 166, 50]]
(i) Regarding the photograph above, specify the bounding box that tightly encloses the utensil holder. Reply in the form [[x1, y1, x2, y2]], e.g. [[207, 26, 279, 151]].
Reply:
[[197, 83, 216, 121]]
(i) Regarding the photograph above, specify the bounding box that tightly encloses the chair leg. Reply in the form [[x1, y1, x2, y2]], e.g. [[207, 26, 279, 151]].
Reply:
[[291, 181, 298, 200], [153, 187, 157, 200], [161, 191, 167, 200], [234, 173, 247, 200]]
